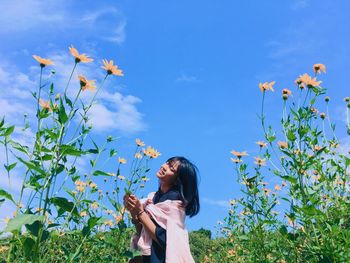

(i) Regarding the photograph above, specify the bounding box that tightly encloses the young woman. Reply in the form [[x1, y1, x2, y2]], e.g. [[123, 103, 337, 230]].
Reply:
[[124, 156, 200, 263]]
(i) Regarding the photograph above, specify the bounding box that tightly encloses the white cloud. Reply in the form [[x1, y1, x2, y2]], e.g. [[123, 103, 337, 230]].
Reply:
[[202, 197, 230, 209], [290, 0, 309, 10], [176, 73, 199, 83], [0, 0, 126, 44], [89, 92, 146, 134]]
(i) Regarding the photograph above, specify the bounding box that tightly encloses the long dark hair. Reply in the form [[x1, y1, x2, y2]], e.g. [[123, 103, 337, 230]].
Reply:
[[167, 156, 200, 217]]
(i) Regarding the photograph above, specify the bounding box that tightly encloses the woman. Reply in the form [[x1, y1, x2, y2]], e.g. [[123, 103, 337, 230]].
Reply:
[[124, 156, 200, 263]]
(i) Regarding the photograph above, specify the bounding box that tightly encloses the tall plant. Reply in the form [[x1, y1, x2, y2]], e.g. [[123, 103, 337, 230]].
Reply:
[[0, 47, 160, 262]]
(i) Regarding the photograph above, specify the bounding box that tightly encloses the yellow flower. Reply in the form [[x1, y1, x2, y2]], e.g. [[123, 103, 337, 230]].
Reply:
[[277, 141, 288, 149], [39, 99, 52, 111], [76, 185, 85, 192], [0, 246, 9, 253], [274, 185, 282, 191], [33, 55, 53, 67], [259, 81, 275, 92], [78, 75, 96, 92], [230, 158, 242, 163], [89, 182, 98, 189], [230, 150, 248, 158], [141, 177, 150, 182], [113, 214, 122, 224], [117, 175, 125, 180], [256, 141, 267, 148], [101, 59, 124, 76], [229, 199, 236, 205], [118, 157, 127, 164], [104, 220, 114, 227], [80, 211, 87, 217], [263, 188, 271, 195], [254, 157, 266, 166], [91, 202, 99, 209], [135, 152, 142, 159], [313, 145, 322, 151], [105, 209, 113, 215], [310, 107, 318, 114], [313, 63, 326, 74], [295, 73, 321, 88], [143, 146, 161, 158], [69, 46, 93, 63], [136, 138, 145, 146]]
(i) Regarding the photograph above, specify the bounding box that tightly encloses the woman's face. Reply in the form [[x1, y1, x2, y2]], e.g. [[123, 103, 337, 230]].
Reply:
[[156, 160, 180, 185]]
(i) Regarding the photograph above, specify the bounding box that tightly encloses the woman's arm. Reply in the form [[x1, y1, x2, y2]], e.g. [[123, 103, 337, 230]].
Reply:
[[125, 195, 160, 244]]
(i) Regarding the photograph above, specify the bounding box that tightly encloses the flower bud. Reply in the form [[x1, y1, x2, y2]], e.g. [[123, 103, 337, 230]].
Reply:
[[325, 96, 330, 102], [282, 94, 288, 100]]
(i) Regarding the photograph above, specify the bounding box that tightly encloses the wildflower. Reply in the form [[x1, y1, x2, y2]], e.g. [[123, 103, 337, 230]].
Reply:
[[39, 99, 52, 111], [104, 220, 114, 227], [344, 97, 350, 102], [105, 209, 113, 215], [259, 81, 275, 92], [274, 185, 282, 191], [117, 175, 125, 180], [229, 199, 236, 206], [135, 152, 142, 159], [89, 182, 98, 189], [313, 145, 322, 151], [0, 246, 9, 253], [325, 96, 330, 102], [282, 181, 287, 187], [118, 157, 127, 164], [313, 63, 326, 74], [282, 88, 292, 100], [231, 150, 248, 158], [256, 141, 267, 148], [69, 46, 93, 63], [91, 202, 99, 209], [277, 141, 288, 149], [113, 214, 122, 224], [310, 107, 318, 114], [80, 211, 87, 217], [143, 146, 161, 158], [254, 157, 266, 166], [76, 185, 85, 192], [136, 138, 145, 147], [33, 55, 53, 67], [271, 211, 279, 216], [295, 73, 321, 88], [230, 158, 242, 163], [320, 112, 326, 119], [141, 177, 150, 182], [78, 75, 96, 92], [102, 59, 124, 76]]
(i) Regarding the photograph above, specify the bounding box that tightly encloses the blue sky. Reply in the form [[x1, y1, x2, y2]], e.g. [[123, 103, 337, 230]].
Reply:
[[0, 0, 349, 234]]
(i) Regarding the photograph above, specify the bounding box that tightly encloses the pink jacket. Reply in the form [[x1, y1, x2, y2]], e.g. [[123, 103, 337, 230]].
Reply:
[[131, 192, 195, 263]]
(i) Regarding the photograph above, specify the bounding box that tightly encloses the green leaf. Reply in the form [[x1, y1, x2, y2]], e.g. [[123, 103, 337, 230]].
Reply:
[[58, 98, 68, 124], [1, 125, 15, 137], [50, 197, 78, 216], [59, 144, 85, 157], [5, 214, 44, 232], [0, 189, 16, 204], [17, 157, 46, 176], [23, 237, 35, 258], [93, 170, 114, 177], [280, 175, 297, 184], [4, 162, 17, 172]]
